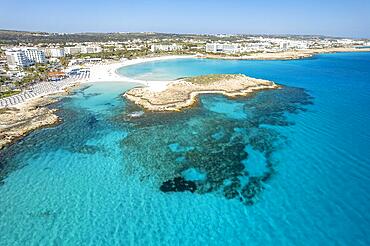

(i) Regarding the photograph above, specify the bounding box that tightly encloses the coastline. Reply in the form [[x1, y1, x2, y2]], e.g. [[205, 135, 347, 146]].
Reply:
[[85, 48, 370, 89], [0, 97, 60, 150], [124, 74, 279, 111], [201, 47, 370, 60], [0, 55, 193, 150], [1, 49, 369, 150], [2, 48, 370, 109], [16, 82, 81, 109], [88, 55, 196, 83]]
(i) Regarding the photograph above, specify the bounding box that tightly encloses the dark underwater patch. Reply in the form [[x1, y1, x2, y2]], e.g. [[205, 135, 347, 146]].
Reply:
[[87, 115, 98, 127], [83, 92, 102, 99], [160, 177, 197, 193], [121, 85, 313, 206], [71, 144, 102, 155]]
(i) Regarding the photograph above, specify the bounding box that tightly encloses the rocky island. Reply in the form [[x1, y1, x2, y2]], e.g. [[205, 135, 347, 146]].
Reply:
[[0, 98, 60, 150], [124, 74, 279, 111]]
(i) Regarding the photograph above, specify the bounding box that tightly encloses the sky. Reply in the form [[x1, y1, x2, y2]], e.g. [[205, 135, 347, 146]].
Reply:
[[1, 0, 370, 38]]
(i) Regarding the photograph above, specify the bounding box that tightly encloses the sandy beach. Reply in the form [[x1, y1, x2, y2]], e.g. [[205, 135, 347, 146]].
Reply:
[[3, 48, 369, 109], [86, 55, 196, 92], [0, 55, 193, 109], [86, 47, 370, 89], [0, 49, 368, 149], [88, 55, 195, 83], [0, 55, 194, 149]]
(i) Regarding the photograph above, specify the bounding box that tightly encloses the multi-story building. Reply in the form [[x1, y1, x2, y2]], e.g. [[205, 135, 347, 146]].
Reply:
[[64, 46, 82, 55], [150, 44, 182, 52], [5, 50, 33, 68], [81, 45, 102, 54], [23, 48, 46, 63], [47, 48, 65, 58], [279, 41, 309, 50], [64, 45, 102, 55], [205, 43, 240, 54], [240, 42, 272, 52], [5, 48, 46, 68]]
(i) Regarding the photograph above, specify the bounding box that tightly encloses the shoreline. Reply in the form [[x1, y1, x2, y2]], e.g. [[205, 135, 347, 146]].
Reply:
[[124, 74, 279, 112], [86, 48, 370, 90], [88, 55, 195, 83], [0, 55, 193, 150], [86, 55, 196, 92], [2, 48, 370, 109], [0, 49, 369, 150], [0, 97, 61, 150], [200, 47, 370, 60]]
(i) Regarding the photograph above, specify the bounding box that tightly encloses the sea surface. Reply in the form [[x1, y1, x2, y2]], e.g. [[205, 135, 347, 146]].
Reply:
[[1, 53, 370, 245]]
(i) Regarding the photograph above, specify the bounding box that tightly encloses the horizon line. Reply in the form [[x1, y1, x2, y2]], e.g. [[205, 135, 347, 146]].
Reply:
[[0, 28, 368, 40]]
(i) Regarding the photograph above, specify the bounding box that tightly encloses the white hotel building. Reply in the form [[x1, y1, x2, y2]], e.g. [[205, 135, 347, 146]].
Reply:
[[64, 45, 102, 55], [150, 44, 183, 52], [5, 50, 31, 68], [5, 48, 46, 68], [81, 45, 102, 54], [48, 48, 65, 58], [206, 43, 240, 54], [64, 46, 82, 55], [23, 48, 46, 63]]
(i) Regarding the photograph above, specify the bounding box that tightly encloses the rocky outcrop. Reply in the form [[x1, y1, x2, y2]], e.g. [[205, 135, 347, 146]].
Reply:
[[0, 98, 60, 150], [124, 74, 279, 111]]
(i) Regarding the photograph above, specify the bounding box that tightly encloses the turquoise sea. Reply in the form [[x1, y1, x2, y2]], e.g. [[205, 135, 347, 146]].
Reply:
[[1, 52, 370, 245]]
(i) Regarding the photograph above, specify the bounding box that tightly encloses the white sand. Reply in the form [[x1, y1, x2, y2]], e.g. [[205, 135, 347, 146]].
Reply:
[[1, 55, 195, 109], [86, 55, 196, 92]]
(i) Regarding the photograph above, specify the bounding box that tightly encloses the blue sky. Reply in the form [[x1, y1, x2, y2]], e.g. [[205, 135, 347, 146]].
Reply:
[[1, 0, 369, 38]]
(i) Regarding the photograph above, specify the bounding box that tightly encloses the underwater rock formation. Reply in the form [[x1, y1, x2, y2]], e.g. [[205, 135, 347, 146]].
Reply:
[[121, 85, 313, 205], [160, 177, 197, 193]]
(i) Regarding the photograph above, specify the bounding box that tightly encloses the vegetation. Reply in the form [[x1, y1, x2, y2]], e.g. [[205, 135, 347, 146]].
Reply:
[[0, 90, 21, 98], [9, 64, 51, 88], [186, 74, 244, 84], [60, 56, 70, 67], [0, 76, 8, 85], [0, 30, 215, 44], [0, 29, 340, 45], [18, 74, 39, 87]]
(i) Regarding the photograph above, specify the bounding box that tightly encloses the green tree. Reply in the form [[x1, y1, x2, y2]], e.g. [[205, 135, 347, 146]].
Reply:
[[60, 57, 70, 68]]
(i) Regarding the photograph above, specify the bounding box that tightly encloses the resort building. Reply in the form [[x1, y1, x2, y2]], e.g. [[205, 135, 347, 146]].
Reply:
[[23, 48, 46, 63], [81, 45, 102, 54], [64, 46, 82, 55], [5, 47, 46, 68], [240, 42, 272, 52], [279, 41, 309, 50], [64, 45, 102, 55], [205, 43, 240, 54], [5, 50, 32, 68], [47, 48, 65, 58], [150, 44, 183, 52]]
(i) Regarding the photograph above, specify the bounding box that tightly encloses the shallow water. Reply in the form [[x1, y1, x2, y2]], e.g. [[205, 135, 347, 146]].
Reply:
[[1, 53, 370, 245]]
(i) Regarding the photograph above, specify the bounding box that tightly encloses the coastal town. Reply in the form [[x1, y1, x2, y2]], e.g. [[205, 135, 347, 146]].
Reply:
[[2, 0, 370, 244], [1, 31, 369, 149], [1, 30, 370, 107]]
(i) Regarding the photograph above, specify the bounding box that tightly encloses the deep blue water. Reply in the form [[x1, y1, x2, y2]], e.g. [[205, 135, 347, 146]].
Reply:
[[1, 53, 370, 245]]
